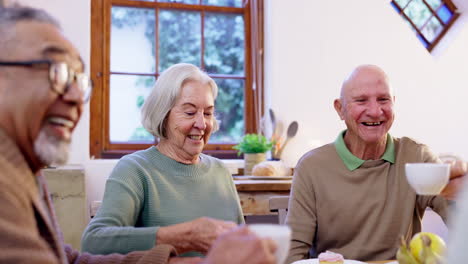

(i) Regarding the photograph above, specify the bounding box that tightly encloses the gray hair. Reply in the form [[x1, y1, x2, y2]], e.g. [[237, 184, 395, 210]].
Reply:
[[0, 5, 60, 29], [141, 63, 220, 139]]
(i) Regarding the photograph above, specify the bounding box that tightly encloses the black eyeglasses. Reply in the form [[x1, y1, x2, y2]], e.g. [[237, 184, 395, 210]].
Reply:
[[0, 59, 92, 103]]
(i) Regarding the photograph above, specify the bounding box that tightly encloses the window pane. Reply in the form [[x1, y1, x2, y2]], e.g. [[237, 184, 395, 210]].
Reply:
[[205, 12, 245, 75], [202, 0, 243, 7], [210, 78, 244, 143], [394, 0, 411, 8], [110, 74, 155, 142], [417, 34, 429, 48], [111, 7, 155, 73], [158, 10, 201, 72], [404, 0, 431, 29], [158, 0, 198, 4], [391, 2, 401, 12], [421, 16, 443, 43], [425, 0, 441, 10], [437, 4, 453, 24]]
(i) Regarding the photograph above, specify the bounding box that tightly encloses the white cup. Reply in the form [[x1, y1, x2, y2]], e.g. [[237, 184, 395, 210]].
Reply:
[[248, 224, 291, 264], [405, 163, 450, 195]]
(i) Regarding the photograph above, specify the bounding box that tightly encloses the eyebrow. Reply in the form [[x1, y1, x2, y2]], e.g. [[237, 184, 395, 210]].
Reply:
[[41, 46, 85, 70], [181, 102, 214, 109]]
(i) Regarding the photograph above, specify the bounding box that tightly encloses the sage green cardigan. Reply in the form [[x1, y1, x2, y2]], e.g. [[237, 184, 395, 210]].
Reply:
[[81, 147, 244, 256]]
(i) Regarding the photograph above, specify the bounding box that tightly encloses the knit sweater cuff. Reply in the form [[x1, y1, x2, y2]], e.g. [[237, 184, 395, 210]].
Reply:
[[143, 244, 177, 264]]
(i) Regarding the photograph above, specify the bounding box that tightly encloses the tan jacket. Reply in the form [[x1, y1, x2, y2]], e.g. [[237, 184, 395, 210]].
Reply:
[[0, 128, 175, 263]]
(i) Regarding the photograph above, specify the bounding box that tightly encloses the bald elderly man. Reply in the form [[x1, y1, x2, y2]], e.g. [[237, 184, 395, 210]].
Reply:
[[285, 65, 466, 263]]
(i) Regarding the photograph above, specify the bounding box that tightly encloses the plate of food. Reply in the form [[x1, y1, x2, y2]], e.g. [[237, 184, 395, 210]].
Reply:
[[292, 259, 366, 264]]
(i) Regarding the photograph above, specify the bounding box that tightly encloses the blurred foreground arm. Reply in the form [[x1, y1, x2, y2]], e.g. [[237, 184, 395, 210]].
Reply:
[[441, 159, 467, 201], [202, 226, 277, 264]]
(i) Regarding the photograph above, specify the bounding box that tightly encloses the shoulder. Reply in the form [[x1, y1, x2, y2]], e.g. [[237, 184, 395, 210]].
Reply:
[[296, 143, 337, 169], [110, 147, 158, 180], [394, 136, 439, 163], [116, 147, 157, 167]]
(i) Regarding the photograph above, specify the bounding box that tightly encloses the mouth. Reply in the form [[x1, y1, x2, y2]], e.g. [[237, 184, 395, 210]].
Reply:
[[188, 135, 204, 141], [361, 121, 383, 126], [43, 116, 76, 140], [48, 116, 75, 128]]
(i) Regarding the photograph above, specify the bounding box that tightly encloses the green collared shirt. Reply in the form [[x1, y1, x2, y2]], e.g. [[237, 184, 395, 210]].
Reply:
[[334, 130, 395, 171]]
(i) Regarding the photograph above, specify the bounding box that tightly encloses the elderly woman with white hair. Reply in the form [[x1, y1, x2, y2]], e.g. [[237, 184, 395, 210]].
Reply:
[[81, 63, 244, 257]]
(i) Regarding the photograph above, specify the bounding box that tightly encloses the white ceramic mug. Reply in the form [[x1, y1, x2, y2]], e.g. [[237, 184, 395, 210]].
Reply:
[[405, 163, 450, 195], [248, 224, 291, 264]]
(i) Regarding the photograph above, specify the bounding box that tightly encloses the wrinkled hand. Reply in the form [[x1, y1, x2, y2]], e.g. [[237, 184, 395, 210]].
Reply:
[[157, 217, 237, 254], [185, 217, 237, 253], [441, 159, 467, 200], [203, 226, 277, 264]]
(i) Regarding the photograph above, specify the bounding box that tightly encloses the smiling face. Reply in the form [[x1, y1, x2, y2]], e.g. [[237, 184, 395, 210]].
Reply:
[[159, 80, 214, 164], [0, 21, 84, 171], [334, 65, 395, 153]]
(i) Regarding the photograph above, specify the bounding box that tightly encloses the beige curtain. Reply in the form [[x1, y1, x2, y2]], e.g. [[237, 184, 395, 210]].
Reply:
[[248, 0, 264, 134]]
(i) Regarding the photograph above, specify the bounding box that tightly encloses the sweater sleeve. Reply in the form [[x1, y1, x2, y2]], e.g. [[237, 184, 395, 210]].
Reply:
[[66, 244, 176, 264], [221, 164, 245, 224], [81, 157, 159, 254], [285, 157, 317, 263]]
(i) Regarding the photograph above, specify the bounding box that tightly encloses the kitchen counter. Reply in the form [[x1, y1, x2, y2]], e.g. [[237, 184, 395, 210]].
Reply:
[[234, 177, 292, 191], [234, 176, 291, 215]]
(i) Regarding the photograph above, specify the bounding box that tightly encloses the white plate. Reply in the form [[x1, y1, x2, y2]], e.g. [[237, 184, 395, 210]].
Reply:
[[234, 176, 293, 180], [292, 259, 367, 264]]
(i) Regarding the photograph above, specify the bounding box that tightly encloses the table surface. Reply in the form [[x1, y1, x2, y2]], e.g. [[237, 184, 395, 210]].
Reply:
[[233, 176, 292, 191]]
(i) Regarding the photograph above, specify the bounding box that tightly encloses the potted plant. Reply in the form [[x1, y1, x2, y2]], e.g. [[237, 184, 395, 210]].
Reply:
[[233, 134, 273, 175]]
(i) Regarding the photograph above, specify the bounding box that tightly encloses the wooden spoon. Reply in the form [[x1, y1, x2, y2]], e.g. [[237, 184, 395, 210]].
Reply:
[[269, 108, 277, 140], [276, 121, 299, 159]]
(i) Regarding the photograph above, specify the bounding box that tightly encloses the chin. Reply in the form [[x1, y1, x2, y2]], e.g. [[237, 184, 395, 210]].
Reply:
[[34, 129, 70, 166]]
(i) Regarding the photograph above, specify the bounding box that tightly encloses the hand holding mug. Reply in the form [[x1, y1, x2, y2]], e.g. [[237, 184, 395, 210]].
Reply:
[[157, 217, 237, 254]]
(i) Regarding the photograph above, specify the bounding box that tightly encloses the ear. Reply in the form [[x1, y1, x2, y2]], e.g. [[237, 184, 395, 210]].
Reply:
[[334, 99, 344, 120]]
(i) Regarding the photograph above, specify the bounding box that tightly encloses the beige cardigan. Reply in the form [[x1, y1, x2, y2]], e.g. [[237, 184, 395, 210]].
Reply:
[[0, 128, 176, 263]]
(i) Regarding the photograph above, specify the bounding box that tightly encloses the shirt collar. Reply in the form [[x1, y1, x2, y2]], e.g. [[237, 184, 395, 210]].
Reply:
[[334, 130, 395, 171]]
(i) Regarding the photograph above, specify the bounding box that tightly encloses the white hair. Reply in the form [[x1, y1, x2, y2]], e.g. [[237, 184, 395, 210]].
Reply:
[[141, 63, 219, 139]]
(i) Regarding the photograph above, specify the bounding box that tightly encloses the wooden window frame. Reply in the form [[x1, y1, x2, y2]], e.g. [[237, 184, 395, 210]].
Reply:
[[90, 0, 263, 159], [391, 0, 460, 52]]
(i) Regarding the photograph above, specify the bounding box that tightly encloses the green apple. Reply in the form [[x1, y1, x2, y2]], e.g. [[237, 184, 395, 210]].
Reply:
[[409, 232, 447, 262]]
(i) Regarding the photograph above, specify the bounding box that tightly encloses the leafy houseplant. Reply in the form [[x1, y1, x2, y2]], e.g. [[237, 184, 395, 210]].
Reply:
[[233, 134, 273, 155], [233, 134, 273, 175]]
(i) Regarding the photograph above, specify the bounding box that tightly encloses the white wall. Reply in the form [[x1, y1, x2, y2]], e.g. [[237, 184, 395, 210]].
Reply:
[[265, 0, 468, 168], [17, 0, 468, 204]]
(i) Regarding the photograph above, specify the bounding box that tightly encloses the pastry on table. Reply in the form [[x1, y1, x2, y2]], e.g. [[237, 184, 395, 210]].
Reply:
[[318, 250, 344, 264]]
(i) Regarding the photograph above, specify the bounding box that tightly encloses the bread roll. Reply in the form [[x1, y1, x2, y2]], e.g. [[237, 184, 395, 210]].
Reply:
[[252, 161, 292, 176]]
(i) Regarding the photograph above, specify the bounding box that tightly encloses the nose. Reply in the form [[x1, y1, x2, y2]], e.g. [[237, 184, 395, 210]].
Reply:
[[194, 112, 207, 130], [62, 81, 85, 105], [367, 100, 383, 117]]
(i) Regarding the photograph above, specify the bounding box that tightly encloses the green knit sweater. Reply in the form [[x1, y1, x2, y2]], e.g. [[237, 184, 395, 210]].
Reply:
[[81, 147, 244, 256]]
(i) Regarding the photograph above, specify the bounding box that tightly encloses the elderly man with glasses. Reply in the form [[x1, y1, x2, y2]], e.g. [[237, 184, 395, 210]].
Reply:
[[0, 6, 277, 264]]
